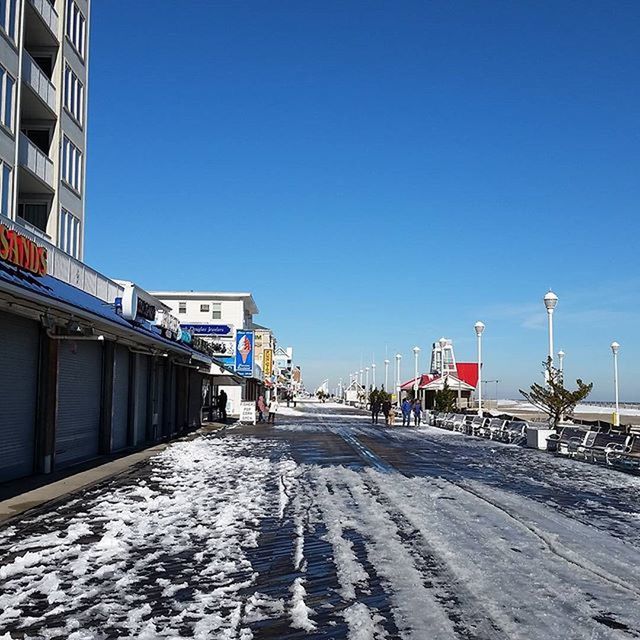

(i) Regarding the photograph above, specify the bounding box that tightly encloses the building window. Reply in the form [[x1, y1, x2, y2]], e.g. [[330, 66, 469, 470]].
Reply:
[[0, 161, 11, 217], [64, 65, 84, 125], [212, 302, 222, 320], [66, 0, 86, 60], [200, 304, 209, 312], [61, 136, 82, 192], [58, 208, 80, 258], [0, 65, 15, 132], [0, 0, 17, 41], [178, 302, 187, 314]]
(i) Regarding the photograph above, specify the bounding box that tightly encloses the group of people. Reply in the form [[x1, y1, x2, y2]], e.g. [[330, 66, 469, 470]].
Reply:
[[371, 396, 422, 427], [401, 398, 423, 426], [256, 394, 279, 424]]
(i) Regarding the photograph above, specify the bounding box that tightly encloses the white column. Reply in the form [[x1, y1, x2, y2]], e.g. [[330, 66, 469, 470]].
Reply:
[[365, 366, 370, 391], [474, 322, 485, 416], [611, 342, 620, 427], [395, 353, 402, 407], [412, 346, 420, 397], [543, 291, 558, 382], [371, 363, 376, 389], [384, 359, 389, 391]]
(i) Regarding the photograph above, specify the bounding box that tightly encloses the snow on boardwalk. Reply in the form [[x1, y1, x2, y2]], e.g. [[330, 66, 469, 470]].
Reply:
[[1, 406, 640, 639]]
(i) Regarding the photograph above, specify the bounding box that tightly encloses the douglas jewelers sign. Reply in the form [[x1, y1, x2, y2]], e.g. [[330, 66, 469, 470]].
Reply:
[[0, 224, 48, 276]]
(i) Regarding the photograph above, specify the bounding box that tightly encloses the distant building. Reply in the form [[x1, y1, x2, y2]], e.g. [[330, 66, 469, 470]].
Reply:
[[151, 291, 263, 416], [401, 338, 479, 409]]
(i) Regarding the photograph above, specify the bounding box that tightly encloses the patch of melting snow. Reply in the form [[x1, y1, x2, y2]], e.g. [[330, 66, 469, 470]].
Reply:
[[342, 602, 389, 640], [0, 436, 290, 638], [289, 576, 317, 631]]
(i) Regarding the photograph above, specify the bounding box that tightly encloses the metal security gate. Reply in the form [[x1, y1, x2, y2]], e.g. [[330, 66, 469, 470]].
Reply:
[[56, 340, 103, 467], [134, 354, 149, 445], [188, 371, 204, 428], [154, 361, 165, 441], [112, 346, 130, 451], [0, 311, 39, 482]]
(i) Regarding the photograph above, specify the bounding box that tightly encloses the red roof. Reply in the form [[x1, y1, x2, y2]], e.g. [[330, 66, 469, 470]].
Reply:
[[401, 364, 478, 391], [456, 362, 479, 388], [400, 374, 435, 390]]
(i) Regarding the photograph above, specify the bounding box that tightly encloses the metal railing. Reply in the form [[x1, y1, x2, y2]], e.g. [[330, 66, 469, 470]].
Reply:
[[18, 133, 54, 188], [22, 51, 56, 112], [28, 0, 59, 38], [0, 216, 124, 304]]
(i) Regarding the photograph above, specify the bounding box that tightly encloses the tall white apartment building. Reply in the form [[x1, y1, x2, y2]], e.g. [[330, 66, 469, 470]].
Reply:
[[0, 0, 89, 260]]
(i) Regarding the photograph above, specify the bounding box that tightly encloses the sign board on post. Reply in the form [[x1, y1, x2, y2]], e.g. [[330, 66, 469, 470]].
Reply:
[[263, 348, 273, 376], [239, 401, 256, 425], [235, 330, 254, 377]]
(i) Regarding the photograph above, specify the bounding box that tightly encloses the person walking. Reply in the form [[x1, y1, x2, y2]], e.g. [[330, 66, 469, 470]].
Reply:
[[382, 397, 392, 426], [412, 398, 422, 427], [401, 398, 412, 427], [256, 395, 267, 423], [268, 397, 279, 424], [371, 397, 381, 425], [218, 389, 228, 423]]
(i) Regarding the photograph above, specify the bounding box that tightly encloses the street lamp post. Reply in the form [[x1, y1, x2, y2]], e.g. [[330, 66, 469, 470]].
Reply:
[[372, 363, 376, 389], [384, 359, 389, 392], [474, 321, 485, 416], [611, 341, 620, 427], [365, 366, 370, 392], [544, 291, 558, 382], [359, 369, 363, 388], [412, 346, 420, 399], [395, 353, 402, 407], [558, 350, 565, 380]]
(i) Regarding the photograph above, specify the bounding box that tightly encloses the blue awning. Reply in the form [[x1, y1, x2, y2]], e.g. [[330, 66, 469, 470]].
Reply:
[[0, 262, 212, 364]]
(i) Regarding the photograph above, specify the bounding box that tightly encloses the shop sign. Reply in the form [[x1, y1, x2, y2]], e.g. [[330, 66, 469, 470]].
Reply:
[[154, 309, 180, 340], [118, 284, 157, 322], [181, 324, 233, 336], [239, 401, 256, 425], [0, 223, 48, 276], [263, 348, 273, 376], [208, 338, 235, 357], [179, 330, 192, 344], [235, 330, 254, 377]]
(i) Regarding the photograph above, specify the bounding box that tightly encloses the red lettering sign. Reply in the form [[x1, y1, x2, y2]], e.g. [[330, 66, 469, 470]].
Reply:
[[0, 224, 48, 276]]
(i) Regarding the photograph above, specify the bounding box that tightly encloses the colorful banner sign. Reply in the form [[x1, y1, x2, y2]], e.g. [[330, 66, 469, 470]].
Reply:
[[235, 330, 254, 377], [263, 348, 273, 376]]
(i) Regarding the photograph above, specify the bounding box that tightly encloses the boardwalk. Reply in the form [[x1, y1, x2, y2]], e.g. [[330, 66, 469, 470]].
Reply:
[[1, 402, 640, 639]]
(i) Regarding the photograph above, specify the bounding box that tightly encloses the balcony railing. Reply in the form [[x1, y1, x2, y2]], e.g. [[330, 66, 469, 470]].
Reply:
[[22, 52, 56, 112], [1, 215, 124, 304], [28, 0, 59, 39], [18, 133, 54, 189]]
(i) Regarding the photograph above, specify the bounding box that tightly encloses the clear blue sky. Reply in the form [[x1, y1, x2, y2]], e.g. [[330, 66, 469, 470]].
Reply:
[[86, 1, 640, 399]]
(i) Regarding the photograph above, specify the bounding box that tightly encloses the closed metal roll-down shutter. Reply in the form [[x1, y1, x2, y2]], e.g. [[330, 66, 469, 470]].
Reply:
[[0, 311, 39, 482], [188, 371, 204, 428], [56, 340, 103, 467], [112, 346, 130, 451], [154, 362, 165, 441], [134, 354, 149, 445]]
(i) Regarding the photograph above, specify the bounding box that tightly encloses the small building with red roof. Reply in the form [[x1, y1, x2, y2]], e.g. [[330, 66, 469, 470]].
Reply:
[[400, 338, 478, 409]]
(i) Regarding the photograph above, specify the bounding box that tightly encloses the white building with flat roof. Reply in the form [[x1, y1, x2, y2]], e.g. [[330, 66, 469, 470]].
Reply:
[[151, 291, 261, 417]]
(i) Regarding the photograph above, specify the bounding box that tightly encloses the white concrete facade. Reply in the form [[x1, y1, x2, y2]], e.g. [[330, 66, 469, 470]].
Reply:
[[0, 0, 90, 260]]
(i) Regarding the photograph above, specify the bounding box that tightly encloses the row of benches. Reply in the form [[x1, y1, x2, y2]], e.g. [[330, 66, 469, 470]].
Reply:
[[429, 412, 529, 445], [550, 426, 640, 469], [427, 412, 640, 472]]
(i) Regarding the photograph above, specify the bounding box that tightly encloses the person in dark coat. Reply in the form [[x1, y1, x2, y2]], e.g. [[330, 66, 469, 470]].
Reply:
[[371, 398, 382, 424], [412, 398, 422, 427], [218, 389, 228, 423], [382, 398, 392, 425]]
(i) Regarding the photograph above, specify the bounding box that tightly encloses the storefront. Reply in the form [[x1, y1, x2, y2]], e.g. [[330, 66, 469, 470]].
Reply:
[[0, 240, 214, 483]]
